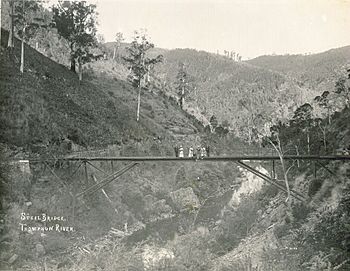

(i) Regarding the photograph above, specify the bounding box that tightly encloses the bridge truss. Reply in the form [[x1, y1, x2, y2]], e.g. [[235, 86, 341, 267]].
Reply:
[[22, 154, 350, 220]]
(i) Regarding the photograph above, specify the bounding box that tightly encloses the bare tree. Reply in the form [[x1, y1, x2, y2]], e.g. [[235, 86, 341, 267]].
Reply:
[[124, 30, 163, 121], [113, 32, 124, 60], [13, 0, 47, 73]]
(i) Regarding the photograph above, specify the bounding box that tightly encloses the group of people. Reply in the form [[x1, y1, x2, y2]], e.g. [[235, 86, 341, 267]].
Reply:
[[174, 145, 210, 159]]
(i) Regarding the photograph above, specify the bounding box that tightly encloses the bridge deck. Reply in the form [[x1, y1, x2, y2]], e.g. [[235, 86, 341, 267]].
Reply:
[[27, 155, 350, 162]]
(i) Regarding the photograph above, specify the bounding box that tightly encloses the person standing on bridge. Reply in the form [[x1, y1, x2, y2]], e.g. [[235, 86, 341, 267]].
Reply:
[[201, 147, 206, 158], [179, 145, 184, 158], [174, 146, 179, 157], [196, 146, 201, 160], [206, 146, 210, 157], [188, 147, 194, 158]]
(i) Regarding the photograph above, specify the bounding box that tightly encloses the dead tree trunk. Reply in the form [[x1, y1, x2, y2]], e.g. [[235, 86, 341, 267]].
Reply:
[[20, 27, 26, 73], [180, 91, 185, 109], [268, 135, 294, 222], [295, 145, 300, 168], [113, 46, 116, 60], [136, 53, 145, 122], [7, 1, 14, 48], [136, 81, 141, 122], [78, 57, 83, 81]]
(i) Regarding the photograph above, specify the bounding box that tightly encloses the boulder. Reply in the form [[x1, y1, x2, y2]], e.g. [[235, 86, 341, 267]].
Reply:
[[142, 245, 174, 270], [170, 187, 200, 211]]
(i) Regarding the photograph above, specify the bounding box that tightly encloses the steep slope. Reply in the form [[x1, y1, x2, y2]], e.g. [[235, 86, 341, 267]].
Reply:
[[154, 49, 317, 141], [154, 47, 349, 141], [248, 46, 350, 92], [35, 39, 349, 144], [0, 29, 200, 153], [209, 101, 350, 270], [5, 30, 349, 145], [90, 45, 315, 142]]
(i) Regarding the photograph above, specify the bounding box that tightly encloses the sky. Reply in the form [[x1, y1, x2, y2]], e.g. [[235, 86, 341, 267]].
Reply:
[[63, 0, 350, 59]]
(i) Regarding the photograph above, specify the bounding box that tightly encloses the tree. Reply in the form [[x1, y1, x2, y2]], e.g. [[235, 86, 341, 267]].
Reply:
[[209, 115, 218, 131], [314, 91, 331, 125], [334, 77, 350, 108], [315, 118, 328, 152], [231, 51, 236, 61], [314, 91, 332, 152], [13, 0, 47, 73], [75, 46, 95, 81], [113, 32, 124, 60], [96, 33, 105, 51], [238, 95, 267, 144], [291, 103, 314, 154], [95, 33, 106, 59], [52, 1, 97, 77], [97, 33, 104, 44], [6, 0, 15, 48], [215, 125, 229, 137], [264, 122, 295, 218], [123, 30, 163, 122], [175, 62, 194, 109]]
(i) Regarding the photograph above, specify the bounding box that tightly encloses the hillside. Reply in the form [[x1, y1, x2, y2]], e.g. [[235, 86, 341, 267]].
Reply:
[[211, 109, 350, 270], [155, 47, 349, 142], [90, 45, 320, 142], [156, 49, 308, 134], [0, 29, 201, 153], [15, 33, 349, 145], [248, 46, 350, 92], [96, 44, 350, 144]]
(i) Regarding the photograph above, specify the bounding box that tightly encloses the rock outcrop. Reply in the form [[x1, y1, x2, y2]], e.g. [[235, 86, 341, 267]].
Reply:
[[170, 187, 200, 211]]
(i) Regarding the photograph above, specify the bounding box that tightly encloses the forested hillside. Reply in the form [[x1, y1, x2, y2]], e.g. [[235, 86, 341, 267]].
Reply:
[[248, 46, 350, 91], [95, 44, 349, 143], [155, 49, 312, 140], [89, 45, 314, 142]]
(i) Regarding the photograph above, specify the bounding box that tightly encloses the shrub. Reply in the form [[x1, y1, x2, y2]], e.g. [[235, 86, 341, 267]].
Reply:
[[308, 178, 324, 197], [291, 203, 312, 222], [214, 195, 261, 253]]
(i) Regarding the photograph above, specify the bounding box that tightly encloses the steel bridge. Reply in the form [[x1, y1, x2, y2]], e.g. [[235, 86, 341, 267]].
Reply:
[[22, 154, 350, 220], [28, 154, 350, 162]]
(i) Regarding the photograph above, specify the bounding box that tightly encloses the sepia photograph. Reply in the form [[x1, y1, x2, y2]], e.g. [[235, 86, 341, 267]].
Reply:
[[0, 0, 350, 270]]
